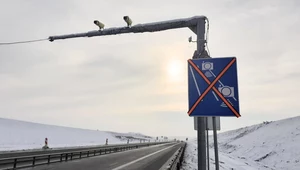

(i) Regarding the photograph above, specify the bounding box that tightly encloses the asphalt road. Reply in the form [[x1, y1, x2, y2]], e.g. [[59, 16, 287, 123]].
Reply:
[[24, 142, 183, 170], [0, 142, 166, 159]]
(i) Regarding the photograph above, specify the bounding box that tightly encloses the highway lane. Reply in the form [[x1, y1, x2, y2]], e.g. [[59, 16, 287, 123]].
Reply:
[[0, 142, 166, 159], [25, 142, 184, 170]]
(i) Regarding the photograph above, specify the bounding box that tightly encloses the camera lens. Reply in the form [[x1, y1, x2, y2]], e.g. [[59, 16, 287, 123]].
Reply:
[[204, 62, 211, 70], [221, 87, 231, 96]]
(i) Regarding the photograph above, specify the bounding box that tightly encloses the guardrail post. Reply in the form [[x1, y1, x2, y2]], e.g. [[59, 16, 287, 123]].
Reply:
[[33, 156, 36, 166], [94, 150, 96, 156], [48, 155, 51, 163], [60, 154, 63, 162], [71, 153, 73, 160], [105, 149, 106, 154], [80, 152, 82, 158], [100, 149, 102, 155], [87, 151, 90, 157], [65, 153, 68, 161], [176, 162, 180, 170], [14, 158, 17, 168]]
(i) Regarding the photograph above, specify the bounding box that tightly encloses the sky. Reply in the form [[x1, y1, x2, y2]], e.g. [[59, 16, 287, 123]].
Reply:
[[0, 0, 299, 137]]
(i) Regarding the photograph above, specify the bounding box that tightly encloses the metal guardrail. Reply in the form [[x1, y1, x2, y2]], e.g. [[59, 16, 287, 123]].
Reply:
[[0, 142, 169, 170], [0, 142, 163, 159], [165, 142, 187, 170]]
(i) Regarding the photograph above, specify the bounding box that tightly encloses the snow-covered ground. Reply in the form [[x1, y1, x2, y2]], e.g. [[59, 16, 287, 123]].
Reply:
[[182, 116, 300, 170], [0, 118, 153, 151]]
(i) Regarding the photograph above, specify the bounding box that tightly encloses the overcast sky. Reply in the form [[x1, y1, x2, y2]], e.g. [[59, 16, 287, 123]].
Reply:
[[0, 0, 299, 137]]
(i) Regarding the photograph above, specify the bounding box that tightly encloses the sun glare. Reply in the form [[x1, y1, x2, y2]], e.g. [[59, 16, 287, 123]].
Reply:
[[167, 60, 183, 82]]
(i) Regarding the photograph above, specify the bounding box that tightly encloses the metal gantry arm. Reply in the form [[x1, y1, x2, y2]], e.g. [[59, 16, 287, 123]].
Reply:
[[49, 16, 206, 41]]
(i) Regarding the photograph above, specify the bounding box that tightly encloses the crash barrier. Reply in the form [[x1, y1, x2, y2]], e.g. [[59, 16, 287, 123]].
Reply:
[[163, 142, 187, 170], [0, 142, 169, 170]]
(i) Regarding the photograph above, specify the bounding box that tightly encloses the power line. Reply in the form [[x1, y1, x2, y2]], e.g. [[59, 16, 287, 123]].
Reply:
[[0, 38, 49, 46]]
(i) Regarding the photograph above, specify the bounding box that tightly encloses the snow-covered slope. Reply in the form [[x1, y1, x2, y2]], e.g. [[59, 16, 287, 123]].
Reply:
[[0, 118, 153, 151], [182, 116, 300, 170]]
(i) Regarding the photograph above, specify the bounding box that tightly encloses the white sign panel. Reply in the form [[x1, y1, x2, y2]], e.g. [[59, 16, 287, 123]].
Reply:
[[194, 117, 221, 130]]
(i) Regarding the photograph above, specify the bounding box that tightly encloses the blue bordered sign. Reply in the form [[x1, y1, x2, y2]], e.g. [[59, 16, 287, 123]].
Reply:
[[187, 57, 240, 117]]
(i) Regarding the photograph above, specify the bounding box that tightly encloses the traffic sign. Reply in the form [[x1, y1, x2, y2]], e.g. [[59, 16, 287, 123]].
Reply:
[[187, 57, 240, 117]]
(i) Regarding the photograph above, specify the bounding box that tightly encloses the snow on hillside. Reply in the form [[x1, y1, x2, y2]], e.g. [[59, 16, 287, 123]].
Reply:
[[182, 141, 257, 170], [0, 118, 153, 151], [182, 116, 300, 170]]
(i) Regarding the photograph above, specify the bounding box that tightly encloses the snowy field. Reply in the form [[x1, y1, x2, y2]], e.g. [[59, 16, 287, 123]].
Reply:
[[0, 118, 154, 151], [181, 116, 300, 170]]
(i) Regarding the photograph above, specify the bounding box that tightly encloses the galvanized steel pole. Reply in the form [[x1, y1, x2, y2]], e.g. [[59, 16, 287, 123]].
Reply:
[[213, 117, 219, 170], [195, 19, 207, 170], [206, 118, 210, 170]]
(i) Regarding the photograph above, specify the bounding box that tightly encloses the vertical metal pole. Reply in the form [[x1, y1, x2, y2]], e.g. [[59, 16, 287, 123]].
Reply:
[[195, 18, 207, 170], [213, 117, 219, 170], [206, 118, 210, 170]]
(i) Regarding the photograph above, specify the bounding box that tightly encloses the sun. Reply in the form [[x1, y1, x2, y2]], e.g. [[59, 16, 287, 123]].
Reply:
[[167, 60, 183, 81]]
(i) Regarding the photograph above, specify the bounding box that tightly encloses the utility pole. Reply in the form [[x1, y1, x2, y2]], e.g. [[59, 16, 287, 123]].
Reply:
[[213, 117, 219, 170], [206, 118, 210, 170], [194, 19, 208, 170]]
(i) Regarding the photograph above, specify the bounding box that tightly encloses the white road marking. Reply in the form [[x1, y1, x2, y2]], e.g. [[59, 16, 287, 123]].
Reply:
[[111, 143, 178, 170]]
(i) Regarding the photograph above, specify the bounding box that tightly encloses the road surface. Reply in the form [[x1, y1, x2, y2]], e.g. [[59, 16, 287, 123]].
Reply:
[[25, 142, 183, 170]]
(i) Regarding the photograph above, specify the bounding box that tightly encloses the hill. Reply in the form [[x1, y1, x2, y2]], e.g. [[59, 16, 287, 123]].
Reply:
[[0, 118, 153, 151], [182, 116, 300, 170]]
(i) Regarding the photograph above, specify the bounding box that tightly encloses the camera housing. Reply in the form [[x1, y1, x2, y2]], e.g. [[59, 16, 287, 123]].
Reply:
[[123, 16, 132, 27], [202, 62, 213, 71], [218, 86, 234, 97], [94, 20, 105, 30]]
